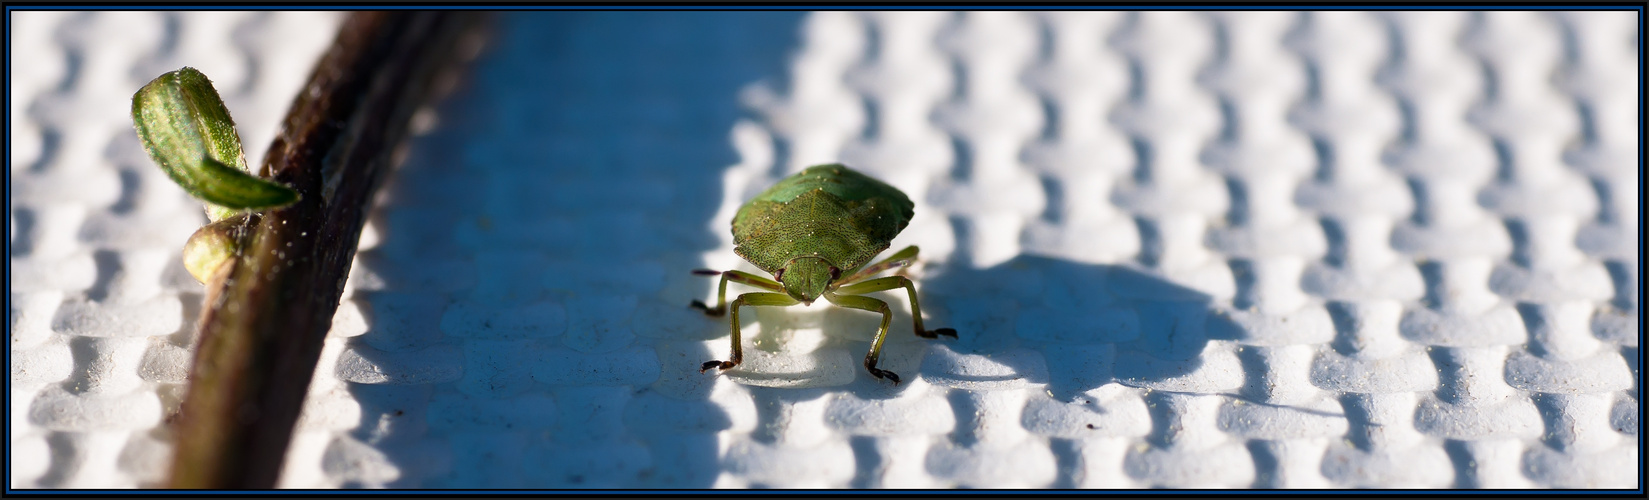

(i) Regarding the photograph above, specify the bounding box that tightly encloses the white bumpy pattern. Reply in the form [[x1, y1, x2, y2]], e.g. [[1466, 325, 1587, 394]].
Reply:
[[10, 10, 1637, 489]]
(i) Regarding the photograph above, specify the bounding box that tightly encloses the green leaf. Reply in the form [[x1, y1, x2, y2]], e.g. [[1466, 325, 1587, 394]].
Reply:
[[132, 67, 299, 217]]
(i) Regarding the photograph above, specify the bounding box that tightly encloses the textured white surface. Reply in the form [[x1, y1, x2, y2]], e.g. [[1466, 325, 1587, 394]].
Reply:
[[9, 11, 346, 489], [8, 10, 1642, 489]]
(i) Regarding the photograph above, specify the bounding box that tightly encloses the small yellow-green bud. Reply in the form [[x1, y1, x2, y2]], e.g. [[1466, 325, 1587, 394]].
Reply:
[[182, 214, 251, 284]]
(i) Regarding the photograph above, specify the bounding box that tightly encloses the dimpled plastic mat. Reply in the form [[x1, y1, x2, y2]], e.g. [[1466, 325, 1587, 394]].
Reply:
[[8, 10, 1641, 490]]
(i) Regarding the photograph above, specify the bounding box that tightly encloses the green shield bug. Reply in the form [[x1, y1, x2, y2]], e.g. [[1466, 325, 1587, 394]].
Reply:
[[691, 163, 957, 384]]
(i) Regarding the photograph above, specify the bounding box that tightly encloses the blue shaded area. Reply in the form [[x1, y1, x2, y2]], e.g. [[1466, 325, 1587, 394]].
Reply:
[[350, 12, 802, 488]]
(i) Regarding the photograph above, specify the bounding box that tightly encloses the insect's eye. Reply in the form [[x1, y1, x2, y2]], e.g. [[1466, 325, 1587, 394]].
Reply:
[[774, 269, 785, 282], [829, 266, 841, 281]]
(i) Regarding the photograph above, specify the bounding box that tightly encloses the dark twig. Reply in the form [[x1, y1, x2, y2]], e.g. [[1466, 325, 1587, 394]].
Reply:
[[167, 11, 488, 488]]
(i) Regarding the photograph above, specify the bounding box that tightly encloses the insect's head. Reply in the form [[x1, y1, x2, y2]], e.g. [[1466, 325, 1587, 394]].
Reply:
[[776, 256, 839, 305]]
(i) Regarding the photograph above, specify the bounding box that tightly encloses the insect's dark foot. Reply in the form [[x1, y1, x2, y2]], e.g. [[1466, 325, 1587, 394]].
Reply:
[[866, 366, 902, 385], [689, 300, 726, 317], [691, 269, 722, 276], [700, 360, 736, 373], [917, 327, 958, 339]]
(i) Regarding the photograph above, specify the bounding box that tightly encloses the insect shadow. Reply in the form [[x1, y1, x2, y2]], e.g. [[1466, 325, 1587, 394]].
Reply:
[[682, 253, 1238, 488], [914, 254, 1241, 488], [920, 254, 1238, 402]]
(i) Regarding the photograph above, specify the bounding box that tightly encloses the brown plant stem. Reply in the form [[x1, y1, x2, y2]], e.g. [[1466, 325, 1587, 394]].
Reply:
[[167, 11, 487, 489]]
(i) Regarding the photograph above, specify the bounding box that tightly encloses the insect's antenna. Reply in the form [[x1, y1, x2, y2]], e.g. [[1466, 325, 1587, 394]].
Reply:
[[691, 269, 723, 276]]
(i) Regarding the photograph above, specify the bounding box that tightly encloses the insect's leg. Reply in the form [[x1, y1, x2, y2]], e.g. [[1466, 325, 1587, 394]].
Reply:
[[822, 292, 902, 384], [838, 245, 920, 285], [690, 269, 782, 317], [701, 291, 798, 373], [833, 276, 958, 339]]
